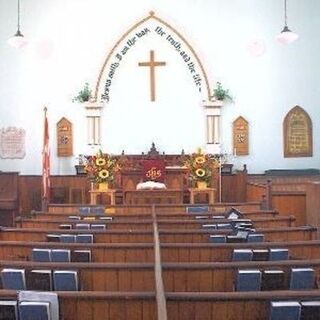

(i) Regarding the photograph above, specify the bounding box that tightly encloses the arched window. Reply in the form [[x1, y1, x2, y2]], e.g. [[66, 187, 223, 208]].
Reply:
[[283, 106, 313, 157]]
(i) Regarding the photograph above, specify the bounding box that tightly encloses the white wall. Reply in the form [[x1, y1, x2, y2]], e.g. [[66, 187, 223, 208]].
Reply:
[[0, 0, 319, 175]]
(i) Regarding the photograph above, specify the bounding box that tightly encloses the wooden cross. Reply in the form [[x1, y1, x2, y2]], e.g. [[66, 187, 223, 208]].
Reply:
[[138, 50, 166, 101]]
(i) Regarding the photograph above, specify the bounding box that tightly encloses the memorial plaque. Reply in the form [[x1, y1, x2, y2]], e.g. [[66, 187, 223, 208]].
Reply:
[[57, 117, 73, 157], [233, 116, 249, 156], [0, 127, 26, 159], [283, 106, 312, 157]]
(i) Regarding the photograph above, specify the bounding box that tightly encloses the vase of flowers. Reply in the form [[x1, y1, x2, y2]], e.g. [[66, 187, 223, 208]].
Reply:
[[84, 150, 121, 189], [185, 148, 220, 188]]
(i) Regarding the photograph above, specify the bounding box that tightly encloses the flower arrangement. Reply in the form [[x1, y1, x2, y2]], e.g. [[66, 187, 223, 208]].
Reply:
[[84, 150, 121, 184], [185, 148, 220, 185]]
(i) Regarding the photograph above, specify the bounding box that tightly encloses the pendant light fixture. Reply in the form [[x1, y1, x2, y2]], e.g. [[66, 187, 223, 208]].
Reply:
[[8, 0, 28, 48], [276, 0, 299, 44]]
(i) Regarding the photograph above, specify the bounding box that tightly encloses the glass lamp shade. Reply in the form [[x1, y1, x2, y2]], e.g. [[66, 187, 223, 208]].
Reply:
[[8, 30, 28, 48], [276, 26, 299, 44]]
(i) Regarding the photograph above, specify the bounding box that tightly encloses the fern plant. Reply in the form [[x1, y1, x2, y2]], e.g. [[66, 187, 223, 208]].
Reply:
[[72, 82, 92, 103], [212, 82, 233, 101]]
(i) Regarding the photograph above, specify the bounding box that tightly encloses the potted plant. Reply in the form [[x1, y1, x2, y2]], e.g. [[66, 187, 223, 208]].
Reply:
[[72, 82, 92, 103], [211, 82, 233, 102]]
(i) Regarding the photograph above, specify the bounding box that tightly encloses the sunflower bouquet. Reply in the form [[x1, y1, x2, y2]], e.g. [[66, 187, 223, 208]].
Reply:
[[185, 148, 220, 185], [84, 150, 121, 184]]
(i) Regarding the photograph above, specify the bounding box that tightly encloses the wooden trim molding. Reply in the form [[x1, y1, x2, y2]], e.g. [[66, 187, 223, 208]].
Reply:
[[94, 11, 211, 102]]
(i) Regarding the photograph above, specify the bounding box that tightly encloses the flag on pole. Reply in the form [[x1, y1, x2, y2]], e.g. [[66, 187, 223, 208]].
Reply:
[[42, 107, 50, 210]]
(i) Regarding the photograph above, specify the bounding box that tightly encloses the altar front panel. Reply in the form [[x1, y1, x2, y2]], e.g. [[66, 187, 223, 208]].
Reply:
[[124, 189, 184, 205]]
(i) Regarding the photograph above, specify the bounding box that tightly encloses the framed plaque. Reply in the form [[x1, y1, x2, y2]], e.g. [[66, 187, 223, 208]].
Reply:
[[57, 117, 73, 157], [283, 106, 312, 157], [0, 127, 26, 159], [233, 116, 249, 156]]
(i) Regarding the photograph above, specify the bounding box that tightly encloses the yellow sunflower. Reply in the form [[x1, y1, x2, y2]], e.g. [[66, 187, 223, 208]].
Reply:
[[194, 156, 206, 165], [195, 168, 206, 177], [99, 169, 109, 179], [96, 158, 106, 166]]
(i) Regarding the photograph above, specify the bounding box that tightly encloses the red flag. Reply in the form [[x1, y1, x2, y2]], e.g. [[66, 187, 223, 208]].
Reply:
[[42, 107, 50, 208]]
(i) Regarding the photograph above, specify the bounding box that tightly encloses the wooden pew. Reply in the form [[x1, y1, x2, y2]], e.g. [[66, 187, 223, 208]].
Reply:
[[156, 209, 279, 219], [166, 291, 320, 320], [46, 202, 263, 215], [0, 227, 154, 243], [0, 289, 319, 320], [0, 290, 157, 320], [161, 240, 320, 262], [1, 239, 320, 263], [158, 216, 293, 228], [1, 258, 319, 295], [0, 241, 154, 263], [2, 201, 319, 320], [155, 203, 265, 213], [0, 226, 315, 243], [159, 226, 317, 243], [0, 260, 155, 292], [16, 218, 153, 230], [15, 215, 295, 229], [29, 209, 278, 221], [162, 259, 320, 292]]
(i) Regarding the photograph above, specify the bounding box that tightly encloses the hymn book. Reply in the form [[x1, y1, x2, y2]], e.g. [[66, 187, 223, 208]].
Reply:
[[261, 270, 285, 291], [91, 224, 106, 230], [59, 234, 76, 243], [76, 234, 94, 243], [209, 235, 226, 243], [1, 268, 26, 290], [232, 249, 253, 261], [71, 250, 92, 262], [19, 301, 51, 320], [27, 270, 53, 291], [235, 269, 261, 291], [289, 268, 315, 290], [53, 270, 79, 291], [0, 300, 18, 320], [252, 249, 269, 261], [18, 291, 59, 320], [32, 249, 52, 262], [269, 301, 301, 320], [46, 235, 60, 243], [300, 301, 320, 320], [51, 249, 71, 262], [269, 248, 289, 261]]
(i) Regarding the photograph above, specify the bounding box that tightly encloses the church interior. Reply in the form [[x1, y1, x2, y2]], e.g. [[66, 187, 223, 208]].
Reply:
[[0, 0, 319, 319]]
